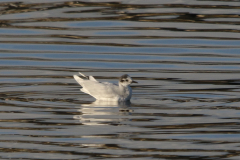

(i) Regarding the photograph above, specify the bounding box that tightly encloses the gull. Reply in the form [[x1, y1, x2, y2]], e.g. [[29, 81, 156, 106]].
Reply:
[[73, 72, 138, 101]]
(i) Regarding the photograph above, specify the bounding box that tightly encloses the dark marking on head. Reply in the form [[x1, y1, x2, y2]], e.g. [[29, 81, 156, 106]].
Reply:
[[119, 74, 129, 81], [120, 79, 128, 82]]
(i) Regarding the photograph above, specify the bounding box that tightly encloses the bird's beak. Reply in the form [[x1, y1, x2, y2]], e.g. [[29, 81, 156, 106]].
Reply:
[[132, 80, 138, 83]]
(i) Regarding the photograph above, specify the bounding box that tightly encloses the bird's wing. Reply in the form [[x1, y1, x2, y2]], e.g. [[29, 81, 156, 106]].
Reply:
[[74, 75, 84, 86], [78, 72, 87, 78], [79, 72, 98, 82], [74, 75, 119, 99], [89, 76, 98, 82], [84, 81, 119, 99]]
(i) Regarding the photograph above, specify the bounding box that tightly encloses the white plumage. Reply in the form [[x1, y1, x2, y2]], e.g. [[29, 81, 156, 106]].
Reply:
[[73, 72, 137, 101]]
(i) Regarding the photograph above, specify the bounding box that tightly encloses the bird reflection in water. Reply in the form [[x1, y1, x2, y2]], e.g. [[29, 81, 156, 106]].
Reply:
[[73, 100, 133, 125]]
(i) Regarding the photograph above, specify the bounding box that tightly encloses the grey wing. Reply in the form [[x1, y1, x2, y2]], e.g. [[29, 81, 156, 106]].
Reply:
[[81, 81, 119, 99]]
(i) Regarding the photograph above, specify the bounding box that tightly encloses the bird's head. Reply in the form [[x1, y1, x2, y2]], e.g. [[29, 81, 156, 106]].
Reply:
[[119, 74, 138, 86]]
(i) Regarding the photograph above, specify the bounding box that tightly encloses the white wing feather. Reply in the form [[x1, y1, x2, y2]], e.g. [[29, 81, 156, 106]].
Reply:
[[89, 76, 98, 82], [73, 75, 120, 100], [79, 72, 98, 82]]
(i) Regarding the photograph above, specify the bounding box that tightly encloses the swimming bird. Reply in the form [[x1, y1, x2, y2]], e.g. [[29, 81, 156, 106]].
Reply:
[[73, 72, 137, 101]]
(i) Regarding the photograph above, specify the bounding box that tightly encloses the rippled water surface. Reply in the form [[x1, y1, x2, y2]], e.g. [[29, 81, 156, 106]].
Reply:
[[1, 0, 240, 159]]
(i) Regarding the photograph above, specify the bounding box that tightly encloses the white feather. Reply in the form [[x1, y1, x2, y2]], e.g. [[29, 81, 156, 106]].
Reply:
[[73, 73, 137, 101]]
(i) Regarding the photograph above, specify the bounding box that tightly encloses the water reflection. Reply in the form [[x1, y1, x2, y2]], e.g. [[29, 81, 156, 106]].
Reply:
[[73, 100, 133, 126]]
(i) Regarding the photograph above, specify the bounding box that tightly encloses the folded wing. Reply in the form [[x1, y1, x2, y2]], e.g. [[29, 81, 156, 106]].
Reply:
[[73, 75, 119, 100]]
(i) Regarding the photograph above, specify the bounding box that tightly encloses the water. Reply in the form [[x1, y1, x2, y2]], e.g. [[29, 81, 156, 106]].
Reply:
[[1, 0, 240, 159]]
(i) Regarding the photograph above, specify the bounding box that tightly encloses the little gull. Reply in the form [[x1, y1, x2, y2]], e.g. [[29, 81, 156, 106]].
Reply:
[[73, 72, 137, 101]]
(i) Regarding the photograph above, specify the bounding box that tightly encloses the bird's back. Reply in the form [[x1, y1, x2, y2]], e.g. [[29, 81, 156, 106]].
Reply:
[[74, 75, 121, 100]]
